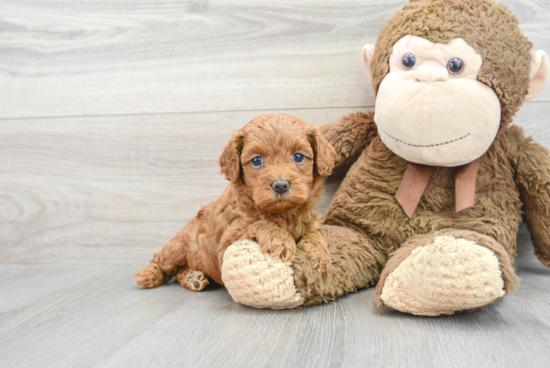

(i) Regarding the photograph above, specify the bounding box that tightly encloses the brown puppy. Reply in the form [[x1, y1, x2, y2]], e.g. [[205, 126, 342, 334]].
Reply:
[[135, 113, 336, 291]]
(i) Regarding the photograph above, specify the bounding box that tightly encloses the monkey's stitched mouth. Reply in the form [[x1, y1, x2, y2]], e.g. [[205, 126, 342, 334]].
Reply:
[[380, 128, 470, 148]]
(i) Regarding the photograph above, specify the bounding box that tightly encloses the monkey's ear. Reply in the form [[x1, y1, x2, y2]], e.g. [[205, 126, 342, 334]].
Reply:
[[219, 131, 244, 183], [361, 44, 376, 79], [308, 125, 336, 177], [526, 50, 549, 101]]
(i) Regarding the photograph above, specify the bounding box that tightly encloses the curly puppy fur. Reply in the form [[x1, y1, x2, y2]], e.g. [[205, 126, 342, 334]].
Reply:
[[135, 114, 336, 290]]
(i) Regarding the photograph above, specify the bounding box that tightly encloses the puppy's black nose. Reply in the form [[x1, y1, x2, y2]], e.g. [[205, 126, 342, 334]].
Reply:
[[272, 180, 289, 195]]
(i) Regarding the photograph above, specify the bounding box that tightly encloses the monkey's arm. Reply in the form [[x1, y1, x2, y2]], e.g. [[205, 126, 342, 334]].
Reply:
[[508, 125, 550, 266], [319, 111, 377, 174]]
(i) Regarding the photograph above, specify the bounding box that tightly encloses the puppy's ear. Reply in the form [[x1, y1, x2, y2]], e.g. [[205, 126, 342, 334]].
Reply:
[[308, 125, 336, 177], [219, 130, 245, 183]]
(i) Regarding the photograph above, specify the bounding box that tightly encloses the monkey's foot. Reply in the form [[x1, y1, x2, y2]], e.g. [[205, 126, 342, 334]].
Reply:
[[222, 239, 304, 309], [377, 234, 514, 316], [176, 269, 209, 291]]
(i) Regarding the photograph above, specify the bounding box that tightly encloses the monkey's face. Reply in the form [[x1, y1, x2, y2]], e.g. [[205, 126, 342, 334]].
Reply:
[[370, 35, 501, 167]]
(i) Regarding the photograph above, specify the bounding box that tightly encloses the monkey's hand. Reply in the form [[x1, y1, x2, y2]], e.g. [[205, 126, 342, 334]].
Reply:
[[242, 221, 297, 262]]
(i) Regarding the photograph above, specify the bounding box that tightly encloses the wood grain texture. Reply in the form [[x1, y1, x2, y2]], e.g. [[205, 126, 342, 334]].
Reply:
[[1, 1, 550, 367], [0, 238, 549, 368], [1, 0, 549, 119], [1, 103, 550, 264]]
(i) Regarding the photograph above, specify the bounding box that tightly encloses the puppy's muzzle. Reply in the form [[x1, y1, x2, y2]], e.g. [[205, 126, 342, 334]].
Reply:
[[272, 180, 289, 195]]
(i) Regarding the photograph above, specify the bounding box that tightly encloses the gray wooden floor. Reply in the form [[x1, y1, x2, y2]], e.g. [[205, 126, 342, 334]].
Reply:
[[1, 231, 550, 368], [1, 1, 550, 367]]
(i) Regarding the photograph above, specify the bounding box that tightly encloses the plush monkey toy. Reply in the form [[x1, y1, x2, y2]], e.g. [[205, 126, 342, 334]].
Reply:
[[221, 0, 550, 315]]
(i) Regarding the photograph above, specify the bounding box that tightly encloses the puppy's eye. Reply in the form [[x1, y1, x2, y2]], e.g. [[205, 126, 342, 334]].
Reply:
[[447, 57, 464, 75], [250, 157, 263, 167], [293, 153, 305, 164], [402, 53, 416, 70]]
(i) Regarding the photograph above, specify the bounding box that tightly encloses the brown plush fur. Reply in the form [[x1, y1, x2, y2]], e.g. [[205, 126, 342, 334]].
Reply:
[[275, 0, 550, 312], [135, 114, 336, 290], [507, 125, 550, 267]]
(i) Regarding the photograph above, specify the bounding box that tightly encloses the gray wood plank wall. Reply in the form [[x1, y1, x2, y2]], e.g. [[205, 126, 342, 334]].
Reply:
[[1, 0, 549, 265]]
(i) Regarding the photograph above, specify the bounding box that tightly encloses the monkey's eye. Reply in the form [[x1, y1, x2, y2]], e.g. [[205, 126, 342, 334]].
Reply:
[[447, 57, 464, 75], [293, 153, 305, 164], [402, 53, 416, 69], [250, 157, 264, 167]]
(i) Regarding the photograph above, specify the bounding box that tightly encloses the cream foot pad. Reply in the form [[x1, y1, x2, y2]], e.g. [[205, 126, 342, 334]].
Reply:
[[380, 236, 505, 316], [222, 239, 304, 309]]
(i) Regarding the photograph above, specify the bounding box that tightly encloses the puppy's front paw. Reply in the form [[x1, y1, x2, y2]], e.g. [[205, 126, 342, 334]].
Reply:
[[310, 250, 331, 275], [259, 233, 297, 262], [299, 239, 331, 275]]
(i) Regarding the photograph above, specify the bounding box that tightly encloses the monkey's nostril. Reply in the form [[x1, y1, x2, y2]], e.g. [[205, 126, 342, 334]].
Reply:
[[272, 180, 290, 195]]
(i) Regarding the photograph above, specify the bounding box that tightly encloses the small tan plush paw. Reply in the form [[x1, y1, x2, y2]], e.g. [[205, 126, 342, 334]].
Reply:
[[135, 263, 164, 289], [380, 236, 505, 316], [222, 239, 304, 309], [177, 270, 209, 291]]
